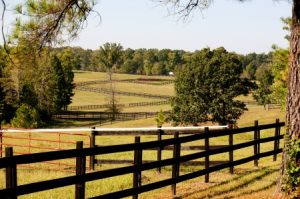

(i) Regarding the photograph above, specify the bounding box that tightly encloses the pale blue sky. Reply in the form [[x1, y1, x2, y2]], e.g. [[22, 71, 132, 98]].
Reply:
[[2, 0, 292, 54]]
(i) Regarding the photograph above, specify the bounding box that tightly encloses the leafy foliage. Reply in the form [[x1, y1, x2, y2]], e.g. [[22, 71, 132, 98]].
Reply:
[[11, 104, 41, 128], [252, 64, 274, 108], [51, 55, 74, 111], [99, 43, 123, 120], [270, 45, 289, 108], [155, 109, 166, 127], [11, 0, 96, 49], [171, 47, 255, 125], [282, 138, 300, 198], [99, 43, 123, 72], [241, 53, 271, 80]]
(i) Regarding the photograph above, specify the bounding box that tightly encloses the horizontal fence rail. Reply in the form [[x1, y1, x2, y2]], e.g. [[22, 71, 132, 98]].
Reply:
[[53, 111, 171, 121], [75, 79, 174, 87], [0, 130, 91, 172], [75, 86, 172, 100], [0, 119, 284, 199], [67, 100, 170, 111]]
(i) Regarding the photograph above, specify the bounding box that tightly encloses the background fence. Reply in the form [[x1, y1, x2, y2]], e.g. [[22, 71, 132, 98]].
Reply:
[[75, 86, 172, 99], [53, 111, 170, 121], [75, 79, 174, 87], [67, 100, 170, 111], [0, 119, 284, 199]]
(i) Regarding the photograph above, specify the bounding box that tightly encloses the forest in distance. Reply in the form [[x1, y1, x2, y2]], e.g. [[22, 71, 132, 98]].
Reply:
[[54, 43, 288, 108], [54, 44, 271, 78], [0, 42, 288, 128]]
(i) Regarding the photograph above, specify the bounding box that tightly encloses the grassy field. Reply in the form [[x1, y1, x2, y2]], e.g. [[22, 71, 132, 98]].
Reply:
[[0, 71, 287, 198], [71, 71, 174, 113], [73, 70, 173, 83], [0, 125, 284, 198]]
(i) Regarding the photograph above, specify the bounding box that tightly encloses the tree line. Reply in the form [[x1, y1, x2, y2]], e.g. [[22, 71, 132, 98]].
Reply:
[[54, 44, 271, 77], [0, 45, 74, 128], [0, 42, 286, 128]]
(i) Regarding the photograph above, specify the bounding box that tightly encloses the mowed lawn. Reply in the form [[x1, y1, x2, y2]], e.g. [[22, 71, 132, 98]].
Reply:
[[0, 123, 284, 199], [71, 71, 174, 113], [0, 71, 287, 198]]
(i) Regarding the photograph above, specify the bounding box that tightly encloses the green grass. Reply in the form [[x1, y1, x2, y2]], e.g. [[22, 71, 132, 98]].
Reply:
[[73, 70, 174, 83], [71, 71, 174, 112], [88, 82, 175, 96], [0, 122, 285, 198], [71, 90, 165, 106], [0, 71, 287, 198]]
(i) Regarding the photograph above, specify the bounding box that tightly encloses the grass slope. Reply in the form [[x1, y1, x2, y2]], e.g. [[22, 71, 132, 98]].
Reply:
[[0, 71, 286, 198]]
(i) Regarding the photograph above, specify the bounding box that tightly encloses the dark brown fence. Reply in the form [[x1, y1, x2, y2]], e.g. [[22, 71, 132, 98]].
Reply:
[[75, 79, 174, 87], [53, 111, 170, 121], [89, 126, 229, 170], [0, 119, 284, 199], [75, 86, 172, 99], [67, 100, 170, 111]]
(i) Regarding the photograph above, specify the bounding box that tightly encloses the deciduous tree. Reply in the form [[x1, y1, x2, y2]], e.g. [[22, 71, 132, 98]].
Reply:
[[99, 42, 123, 120], [171, 47, 255, 125], [159, 0, 299, 196]]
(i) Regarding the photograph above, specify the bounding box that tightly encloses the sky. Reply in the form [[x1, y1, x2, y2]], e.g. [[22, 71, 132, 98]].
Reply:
[[2, 0, 292, 54]]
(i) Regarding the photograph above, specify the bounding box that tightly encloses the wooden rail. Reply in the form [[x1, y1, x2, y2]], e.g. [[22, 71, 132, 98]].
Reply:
[[75, 79, 174, 87], [0, 119, 284, 199], [89, 126, 228, 170], [53, 111, 170, 121], [75, 86, 172, 99], [67, 100, 170, 111]]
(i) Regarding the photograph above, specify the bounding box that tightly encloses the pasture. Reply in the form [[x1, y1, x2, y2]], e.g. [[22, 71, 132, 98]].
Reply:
[[68, 71, 285, 128], [0, 71, 286, 198]]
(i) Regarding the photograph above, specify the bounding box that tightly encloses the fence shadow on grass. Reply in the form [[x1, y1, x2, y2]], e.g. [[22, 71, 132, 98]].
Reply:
[[176, 167, 279, 199], [49, 118, 117, 128]]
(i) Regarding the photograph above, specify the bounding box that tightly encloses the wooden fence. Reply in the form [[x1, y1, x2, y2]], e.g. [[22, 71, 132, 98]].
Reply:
[[75, 86, 172, 99], [53, 111, 170, 121], [75, 79, 174, 87], [89, 126, 229, 170], [67, 100, 170, 111], [0, 119, 284, 199]]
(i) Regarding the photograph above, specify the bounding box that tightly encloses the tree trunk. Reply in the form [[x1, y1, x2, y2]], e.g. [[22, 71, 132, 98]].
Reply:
[[278, 1, 300, 197], [288, 1, 300, 140]]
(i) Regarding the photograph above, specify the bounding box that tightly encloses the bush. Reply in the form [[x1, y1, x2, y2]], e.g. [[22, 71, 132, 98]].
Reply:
[[11, 104, 41, 128], [155, 109, 166, 127], [282, 138, 300, 198]]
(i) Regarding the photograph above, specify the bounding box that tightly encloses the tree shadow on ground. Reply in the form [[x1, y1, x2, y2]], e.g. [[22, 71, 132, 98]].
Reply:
[[47, 118, 114, 128], [176, 167, 279, 199]]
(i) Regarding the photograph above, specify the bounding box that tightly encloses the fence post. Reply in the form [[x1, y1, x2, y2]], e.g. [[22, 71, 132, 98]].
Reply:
[[75, 141, 86, 199], [28, 132, 31, 154], [277, 119, 281, 154], [90, 127, 96, 171], [133, 136, 142, 199], [228, 125, 234, 174], [254, 120, 259, 167], [0, 130, 2, 158], [204, 127, 210, 183], [171, 132, 180, 197], [273, 119, 280, 161], [6, 147, 17, 199], [157, 127, 163, 173], [99, 114, 102, 126]]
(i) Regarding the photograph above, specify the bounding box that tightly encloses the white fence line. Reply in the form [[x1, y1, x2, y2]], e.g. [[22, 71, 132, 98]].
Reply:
[[0, 126, 228, 133]]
